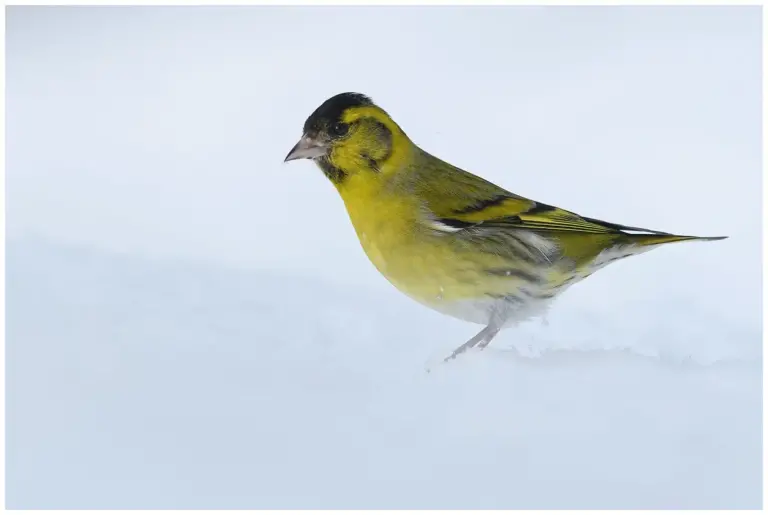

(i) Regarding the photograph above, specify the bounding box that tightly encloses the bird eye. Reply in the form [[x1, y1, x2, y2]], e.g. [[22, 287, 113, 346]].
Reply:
[[330, 122, 349, 137]]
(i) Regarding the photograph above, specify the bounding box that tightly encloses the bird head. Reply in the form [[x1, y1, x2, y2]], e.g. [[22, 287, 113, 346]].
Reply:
[[284, 92, 409, 184]]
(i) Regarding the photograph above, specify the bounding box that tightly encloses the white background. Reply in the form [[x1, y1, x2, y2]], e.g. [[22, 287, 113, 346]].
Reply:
[[6, 6, 762, 509]]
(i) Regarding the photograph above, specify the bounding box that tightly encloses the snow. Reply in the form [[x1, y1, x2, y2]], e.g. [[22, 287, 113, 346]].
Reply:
[[6, 238, 762, 509], [5, 6, 762, 510]]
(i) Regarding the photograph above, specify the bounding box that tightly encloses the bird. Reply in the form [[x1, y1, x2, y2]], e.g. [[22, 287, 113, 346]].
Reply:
[[284, 92, 726, 362]]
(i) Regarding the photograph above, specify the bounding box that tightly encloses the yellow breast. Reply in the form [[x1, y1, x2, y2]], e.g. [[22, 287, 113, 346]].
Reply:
[[335, 174, 502, 309]]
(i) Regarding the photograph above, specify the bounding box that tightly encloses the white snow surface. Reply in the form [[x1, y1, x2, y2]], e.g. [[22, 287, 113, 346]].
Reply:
[[6, 237, 762, 509], [5, 6, 762, 510]]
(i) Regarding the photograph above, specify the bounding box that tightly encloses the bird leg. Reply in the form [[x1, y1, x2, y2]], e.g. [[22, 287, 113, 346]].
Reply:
[[443, 323, 502, 362]]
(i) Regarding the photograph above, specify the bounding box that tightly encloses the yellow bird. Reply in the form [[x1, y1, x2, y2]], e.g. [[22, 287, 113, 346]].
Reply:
[[284, 92, 726, 362]]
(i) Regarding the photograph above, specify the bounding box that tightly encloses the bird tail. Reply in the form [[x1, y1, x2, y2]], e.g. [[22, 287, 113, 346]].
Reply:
[[625, 233, 728, 247], [579, 216, 728, 247]]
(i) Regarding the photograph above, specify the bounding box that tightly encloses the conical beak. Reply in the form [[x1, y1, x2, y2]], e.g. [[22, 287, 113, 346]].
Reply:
[[284, 135, 327, 162]]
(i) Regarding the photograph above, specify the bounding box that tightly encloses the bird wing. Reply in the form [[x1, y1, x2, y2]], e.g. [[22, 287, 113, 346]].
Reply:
[[432, 195, 667, 235], [421, 172, 666, 234], [415, 163, 667, 236], [421, 179, 675, 270], [409, 155, 716, 274]]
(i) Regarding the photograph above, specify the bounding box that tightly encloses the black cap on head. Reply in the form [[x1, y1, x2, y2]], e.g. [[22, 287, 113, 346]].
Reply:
[[303, 92, 374, 134]]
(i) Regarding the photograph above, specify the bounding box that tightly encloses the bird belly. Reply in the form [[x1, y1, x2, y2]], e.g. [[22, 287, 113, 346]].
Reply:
[[356, 227, 555, 326], [417, 294, 555, 327], [343, 190, 561, 327]]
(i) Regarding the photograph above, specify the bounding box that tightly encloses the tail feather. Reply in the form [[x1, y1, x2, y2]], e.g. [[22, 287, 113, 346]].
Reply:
[[580, 216, 728, 247], [625, 233, 728, 247]]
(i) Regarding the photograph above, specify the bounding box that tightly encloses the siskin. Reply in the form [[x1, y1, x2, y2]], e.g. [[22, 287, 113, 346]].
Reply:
[[285, 92, 726, 362]]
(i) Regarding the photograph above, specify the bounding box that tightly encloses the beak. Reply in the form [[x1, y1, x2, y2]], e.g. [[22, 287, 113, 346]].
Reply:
[[284, 135, 327, 162]]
